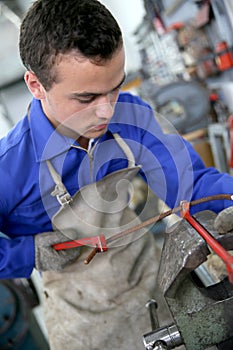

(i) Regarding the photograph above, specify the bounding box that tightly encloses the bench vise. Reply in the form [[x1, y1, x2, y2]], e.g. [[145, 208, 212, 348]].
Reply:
[[143, 210, 233, 350]]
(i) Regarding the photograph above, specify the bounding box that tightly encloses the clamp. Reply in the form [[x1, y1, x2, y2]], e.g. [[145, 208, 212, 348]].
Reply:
[[143, 203, 233, 350]]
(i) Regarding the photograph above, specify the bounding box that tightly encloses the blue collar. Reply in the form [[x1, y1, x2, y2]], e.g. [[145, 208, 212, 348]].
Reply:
[[29, 98, 121, 162]]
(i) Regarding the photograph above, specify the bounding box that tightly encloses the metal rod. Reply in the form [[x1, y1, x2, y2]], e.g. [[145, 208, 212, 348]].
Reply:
[[84, 194, 233, 264], [146, 299, 159, 331]]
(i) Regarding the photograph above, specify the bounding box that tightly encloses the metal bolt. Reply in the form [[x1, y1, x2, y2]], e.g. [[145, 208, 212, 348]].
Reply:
[[145, 299, 159, 330]]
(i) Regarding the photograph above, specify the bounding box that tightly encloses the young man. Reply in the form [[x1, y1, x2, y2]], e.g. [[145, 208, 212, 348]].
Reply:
[[0, 0, 232, 349]]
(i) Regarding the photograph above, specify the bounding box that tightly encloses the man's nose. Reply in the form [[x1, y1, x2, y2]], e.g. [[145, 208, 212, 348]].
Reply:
[[95, 94, 114, 120]]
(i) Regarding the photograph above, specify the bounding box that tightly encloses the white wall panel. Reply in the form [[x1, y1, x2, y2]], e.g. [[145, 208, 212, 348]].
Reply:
[[100, 0, 145, 72]]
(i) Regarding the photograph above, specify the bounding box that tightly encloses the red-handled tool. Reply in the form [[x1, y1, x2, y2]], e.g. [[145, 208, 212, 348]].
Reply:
[[52, 194, 233, 265], [180, 201, 233, 285], [53, 234, 108, 255]]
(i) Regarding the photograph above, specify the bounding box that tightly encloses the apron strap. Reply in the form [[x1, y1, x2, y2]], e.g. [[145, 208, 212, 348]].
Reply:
[[113, 133, 136, 167], [46, 160, 72, 206], [46, 133, 136, 206]]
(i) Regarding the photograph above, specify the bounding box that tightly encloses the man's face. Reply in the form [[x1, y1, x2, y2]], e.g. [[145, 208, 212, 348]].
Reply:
[[25, 47, 125, 142]]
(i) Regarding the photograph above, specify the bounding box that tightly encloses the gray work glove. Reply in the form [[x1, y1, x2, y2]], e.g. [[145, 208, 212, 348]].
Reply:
[[214, 206, 233, 234], [34, 231, 81, 271]]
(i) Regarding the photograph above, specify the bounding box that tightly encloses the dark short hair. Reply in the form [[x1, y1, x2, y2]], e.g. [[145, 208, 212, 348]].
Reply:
[[19, 0, 123, 90]]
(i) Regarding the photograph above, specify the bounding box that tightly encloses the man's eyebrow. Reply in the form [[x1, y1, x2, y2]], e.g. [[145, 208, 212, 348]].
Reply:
[[70, 74, 126, 98], [112, 74, 126, 91]]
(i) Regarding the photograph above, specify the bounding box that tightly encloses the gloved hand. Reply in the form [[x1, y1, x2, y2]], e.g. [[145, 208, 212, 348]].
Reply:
[[214, 206, 233, 234], [34, 231, 81, 271]]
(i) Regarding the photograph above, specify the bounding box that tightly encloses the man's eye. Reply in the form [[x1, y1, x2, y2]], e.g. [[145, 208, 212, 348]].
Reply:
[[76, 96, 96, 104]]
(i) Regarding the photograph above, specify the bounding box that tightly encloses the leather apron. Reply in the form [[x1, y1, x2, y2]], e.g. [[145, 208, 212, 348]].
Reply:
[[42, 133, 161, 350]]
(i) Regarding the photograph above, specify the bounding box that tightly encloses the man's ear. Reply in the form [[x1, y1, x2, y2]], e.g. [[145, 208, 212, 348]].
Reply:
[[24, 71, 46, 99]]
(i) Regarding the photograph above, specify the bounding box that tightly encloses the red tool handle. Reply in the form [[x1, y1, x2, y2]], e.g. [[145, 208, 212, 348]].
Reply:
[[181, 201, 233, 285], [53, 234, 108, 253]]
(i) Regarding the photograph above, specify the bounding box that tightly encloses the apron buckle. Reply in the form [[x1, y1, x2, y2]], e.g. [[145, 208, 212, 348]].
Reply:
[[51, 185, 73, 206], [56, 192, 73, 206]]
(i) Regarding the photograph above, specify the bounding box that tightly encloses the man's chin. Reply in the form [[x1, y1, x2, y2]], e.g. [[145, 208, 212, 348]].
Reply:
[[85, 125, 108, 138], [57, 123, 108, 140]]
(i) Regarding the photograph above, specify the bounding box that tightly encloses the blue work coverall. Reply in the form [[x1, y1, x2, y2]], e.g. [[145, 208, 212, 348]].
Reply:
[[0, 92, 232, 279]]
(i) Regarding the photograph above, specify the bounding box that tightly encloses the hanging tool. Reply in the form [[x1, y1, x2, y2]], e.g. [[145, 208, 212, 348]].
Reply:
[[164, 0, 186, 16]]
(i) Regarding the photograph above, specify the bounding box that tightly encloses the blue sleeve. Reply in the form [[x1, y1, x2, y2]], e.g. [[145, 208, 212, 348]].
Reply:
[[0, 233, 35, 279], [115, 93, 233, 214], [0, 150, 36, 279], [183, 140, 233, 213], [130, 111, 233, 214]]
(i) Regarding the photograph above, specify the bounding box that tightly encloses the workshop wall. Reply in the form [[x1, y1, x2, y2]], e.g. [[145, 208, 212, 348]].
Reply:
[[100, 0, 146, 73]]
